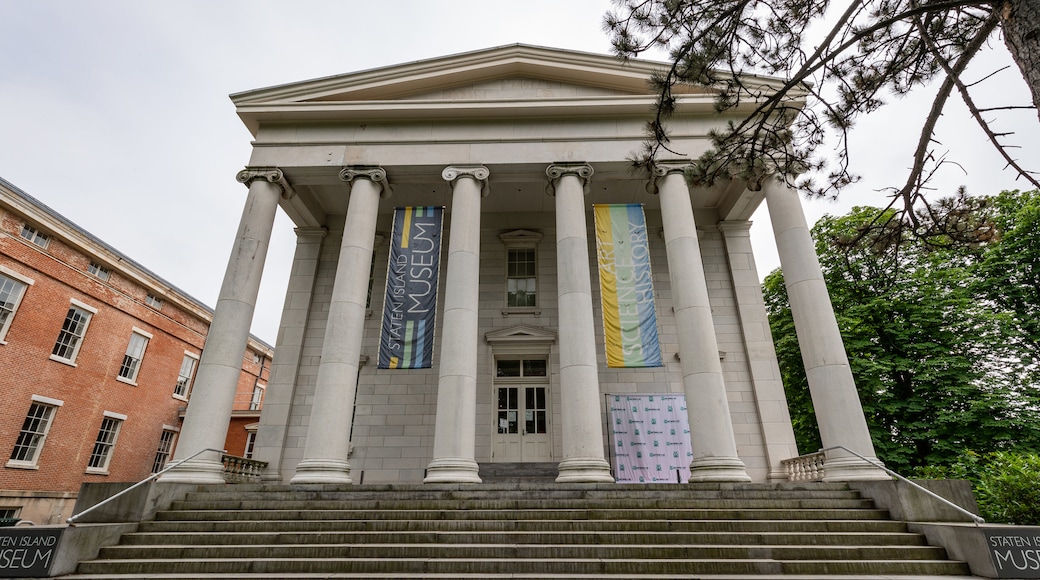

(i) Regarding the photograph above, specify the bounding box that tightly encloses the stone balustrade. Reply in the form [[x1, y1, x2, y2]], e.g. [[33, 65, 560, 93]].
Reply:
[[781, 451, 827, 482]]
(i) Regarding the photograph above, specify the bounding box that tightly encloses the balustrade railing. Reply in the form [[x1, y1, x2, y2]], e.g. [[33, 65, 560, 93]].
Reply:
[[781, 450, 826, 481], [221, 453, 267, 483]]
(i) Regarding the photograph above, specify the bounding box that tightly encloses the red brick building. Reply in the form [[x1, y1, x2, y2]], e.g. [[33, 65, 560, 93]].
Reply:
[[0, 177, 272, 524]]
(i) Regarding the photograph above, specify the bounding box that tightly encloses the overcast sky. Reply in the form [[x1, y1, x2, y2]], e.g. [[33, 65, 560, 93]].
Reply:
[[2, 1, 1036, 344]]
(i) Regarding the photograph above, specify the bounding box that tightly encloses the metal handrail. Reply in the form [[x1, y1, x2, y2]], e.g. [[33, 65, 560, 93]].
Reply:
[[821, 445, 985, 525], [67, 447, 225, 525]]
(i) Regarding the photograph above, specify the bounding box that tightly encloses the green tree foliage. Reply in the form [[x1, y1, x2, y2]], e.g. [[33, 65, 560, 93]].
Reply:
[[604, 0, 1040, 232], [763, 192, 1040, 474]]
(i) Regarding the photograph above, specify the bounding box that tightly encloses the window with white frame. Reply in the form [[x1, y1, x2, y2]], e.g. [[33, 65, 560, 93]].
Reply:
[[19, 224, 49, 248], [151, 428, 177, 473], [244, 431, 257, 459], [7, 396, 63, 468], [87, 262, 111, 281], [174, 352, 198, 398], [499, 230, 543, 310], [87, 412, 125, 473], [506, 249, 537, 307], [51, 300, 96, 364], [0, 268, 32, 342], [145, 294, 162, 309], [117, 329, 151, 383], [249, 383, 265, 411]]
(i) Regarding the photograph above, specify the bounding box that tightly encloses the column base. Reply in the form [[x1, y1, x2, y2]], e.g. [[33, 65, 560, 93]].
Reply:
[[688, 456, 752, 482], [822, 455, 891, 482], [556, 457, 614, 483], [424, 457, 482, 484], [157, 456, 227, 485], [290, 458, 352, 485]]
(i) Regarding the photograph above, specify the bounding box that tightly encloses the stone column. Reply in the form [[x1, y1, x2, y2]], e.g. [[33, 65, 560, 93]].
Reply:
[[161, 167, 286, 484], [425, 165, 489, 484], [652, 163, 750, 482], [763, 179, 888, 481], [291, 167, 388, 484], [546, 163, 614, 483], [718, 220, 799, 481], [253, 226, 327, 482]]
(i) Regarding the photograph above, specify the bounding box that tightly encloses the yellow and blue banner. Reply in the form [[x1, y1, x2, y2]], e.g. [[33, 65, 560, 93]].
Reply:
[[378, 206, 443, 369], [594, 204, 662, 368]]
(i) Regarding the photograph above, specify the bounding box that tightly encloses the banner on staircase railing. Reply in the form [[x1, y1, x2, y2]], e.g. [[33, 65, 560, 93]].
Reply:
[[378, 206, 443, 369], [607, 394, 692, 483]]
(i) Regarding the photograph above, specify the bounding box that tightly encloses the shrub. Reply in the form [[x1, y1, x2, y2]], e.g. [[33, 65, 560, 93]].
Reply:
[[916, 451, 1040, 525]]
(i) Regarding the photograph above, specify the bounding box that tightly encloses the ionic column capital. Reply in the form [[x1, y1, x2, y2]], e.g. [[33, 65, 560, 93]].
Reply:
[[339, 166, 392, 199], [545, 162, 594, 197], [442, 165, 490, 197], [646, 160, 691, 195], [237, 167, 295, 199]]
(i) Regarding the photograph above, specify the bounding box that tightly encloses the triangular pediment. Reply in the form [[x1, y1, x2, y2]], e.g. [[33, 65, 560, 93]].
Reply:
[[232, 44, 785, 135], [233, 44, 676, 106], [485, 324, 557, 345]]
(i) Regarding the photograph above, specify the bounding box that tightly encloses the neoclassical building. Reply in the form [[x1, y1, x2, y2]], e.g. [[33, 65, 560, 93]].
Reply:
[[161, 44, 886, 486]]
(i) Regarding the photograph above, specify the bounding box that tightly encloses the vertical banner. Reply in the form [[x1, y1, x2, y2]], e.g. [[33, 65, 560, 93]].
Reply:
[[608, 394, 692, 483], [378, 206, 443, 369], [594, 204, 662, 368]]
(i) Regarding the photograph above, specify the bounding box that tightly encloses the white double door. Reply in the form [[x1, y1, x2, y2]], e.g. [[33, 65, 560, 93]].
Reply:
[[493, 384, 551, 462]]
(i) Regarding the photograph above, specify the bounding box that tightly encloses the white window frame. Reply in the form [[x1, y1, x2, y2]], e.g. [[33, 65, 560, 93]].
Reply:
[[499, 230, 543, 315], [249, 382, 266, 411], [86, 411, 126, 474], [87, 262, 111, 281], [244, 431, 257, 459], [50, 299, 97, 366], [6, 395, 64, 469], [151, 426, 178, 473], [145, 294, 162, 309], [174, 351, 199, 399], [0, 266, 33, 344], [19, 224, 49, 248], [117, 327, 152, 385]]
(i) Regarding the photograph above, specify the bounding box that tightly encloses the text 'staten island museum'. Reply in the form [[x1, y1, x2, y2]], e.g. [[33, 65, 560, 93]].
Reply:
[[161, 44, 889, 487]]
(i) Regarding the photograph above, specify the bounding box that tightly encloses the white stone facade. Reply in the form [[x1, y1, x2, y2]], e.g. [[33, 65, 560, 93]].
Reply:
[[163, 45, 888, 485]]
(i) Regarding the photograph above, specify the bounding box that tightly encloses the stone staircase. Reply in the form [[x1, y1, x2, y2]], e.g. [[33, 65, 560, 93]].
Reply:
[[63, 482, 975, 579]]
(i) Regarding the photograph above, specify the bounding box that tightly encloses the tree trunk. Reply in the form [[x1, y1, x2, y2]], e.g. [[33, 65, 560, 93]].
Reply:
[[1001, 0, 1040, 123]]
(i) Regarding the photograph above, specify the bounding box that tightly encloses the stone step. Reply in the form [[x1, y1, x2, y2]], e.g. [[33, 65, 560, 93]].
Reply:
[[119, 530, 930, 547], [167, 497, 876, 511], [180, 488, 865, 502], [209, 482, 856, 493], [153, 507, 894, 521], [96, 543, 950, 561], [71, 483, 972, 578], [137, 517, 913, 534], [478, 462, 557, 483], [74, 556, 972, 576]]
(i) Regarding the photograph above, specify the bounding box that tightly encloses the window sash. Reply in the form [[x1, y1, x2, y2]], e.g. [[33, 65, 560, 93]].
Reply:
[[87, 418, 121, 470], [9, 403, 54, 464], [175, 355, 197, 396], [87, 263, 110, 281], [119, 333, 148, 380], [151, 430, 176, 473], [52, 307, 90, 361], [0, 275, 27, 339], [506, 249, 537, 307]]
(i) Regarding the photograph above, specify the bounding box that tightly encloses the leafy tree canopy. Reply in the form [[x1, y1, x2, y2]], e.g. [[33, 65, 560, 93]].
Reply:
[[605, 0, 1040, 241], [763, 190, 1040, 474]]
